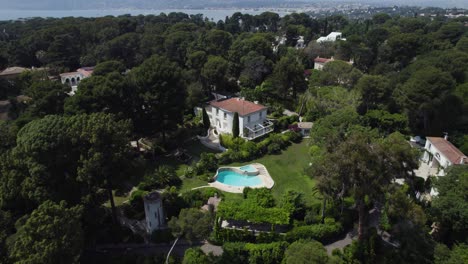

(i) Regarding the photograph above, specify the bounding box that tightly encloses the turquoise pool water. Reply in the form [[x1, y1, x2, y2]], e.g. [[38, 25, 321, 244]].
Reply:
[[216, 170, 262, 187], [239, 165, 257, 173]]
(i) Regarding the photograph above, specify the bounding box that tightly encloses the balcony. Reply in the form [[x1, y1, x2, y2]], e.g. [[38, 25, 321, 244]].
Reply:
[[243, 119, 274, 140]]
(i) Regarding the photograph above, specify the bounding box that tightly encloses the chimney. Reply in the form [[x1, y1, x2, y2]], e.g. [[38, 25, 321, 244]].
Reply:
[[443, 132, 448, 141], [254, 101, 259, 104]]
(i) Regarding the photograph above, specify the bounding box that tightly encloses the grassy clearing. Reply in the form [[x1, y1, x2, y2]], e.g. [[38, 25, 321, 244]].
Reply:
[[227, 140, 319, 206]]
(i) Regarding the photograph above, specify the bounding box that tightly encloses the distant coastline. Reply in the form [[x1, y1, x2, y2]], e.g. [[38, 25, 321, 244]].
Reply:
[[0, 8, 296, 22]]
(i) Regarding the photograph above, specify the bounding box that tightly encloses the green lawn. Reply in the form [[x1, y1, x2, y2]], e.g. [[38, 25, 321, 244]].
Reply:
[[114, 138, 319, 208], [227, 140, 319, 206]]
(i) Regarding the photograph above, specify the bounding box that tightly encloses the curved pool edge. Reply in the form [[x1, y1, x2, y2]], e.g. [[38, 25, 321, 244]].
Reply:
[[210, 163, 274, 193]]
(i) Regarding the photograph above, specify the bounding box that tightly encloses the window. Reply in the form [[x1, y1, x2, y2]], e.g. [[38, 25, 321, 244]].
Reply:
[[259, 111, 263, 118], [224, 113, 227, 120], [247, 116, 251, 122], [216, 109, 219, 115]]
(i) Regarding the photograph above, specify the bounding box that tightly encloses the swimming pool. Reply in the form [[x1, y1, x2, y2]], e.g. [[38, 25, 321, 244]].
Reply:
[[239, 165, 258, 173], [216, 169, 262, 187]]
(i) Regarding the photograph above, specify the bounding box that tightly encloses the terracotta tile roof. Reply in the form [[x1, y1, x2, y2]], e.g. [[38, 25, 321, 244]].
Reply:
[[209, 98, 267, 116], [427, 137, 467, 165], [314, 57, 332, 63], [59, 71, 79, 77]]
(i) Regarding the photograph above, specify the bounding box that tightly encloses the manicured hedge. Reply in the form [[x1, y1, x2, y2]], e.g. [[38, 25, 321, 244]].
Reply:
[[285, 220, 343, 244], [217, 201, 290, 225], [221, 242, 289, 264]]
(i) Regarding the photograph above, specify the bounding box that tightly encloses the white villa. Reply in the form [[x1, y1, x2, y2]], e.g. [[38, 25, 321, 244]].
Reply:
[[206, 98, 273, 140], [317, 32, 346, 43], [421, 136, 467, 176], [60, 67, 94, 95]]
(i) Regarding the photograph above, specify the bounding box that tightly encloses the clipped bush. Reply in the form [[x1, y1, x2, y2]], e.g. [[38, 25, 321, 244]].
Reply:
[[130, 189, 148, 204], [267, 143, 281, 154], [285, 221, 343, 244]]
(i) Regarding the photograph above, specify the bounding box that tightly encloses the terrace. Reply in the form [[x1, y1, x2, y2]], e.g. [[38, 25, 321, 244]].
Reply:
[[243, 119, 274, 140]]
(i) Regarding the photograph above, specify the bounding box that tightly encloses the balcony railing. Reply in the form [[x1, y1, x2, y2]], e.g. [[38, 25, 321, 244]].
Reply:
[[243, 120, 274, 140]]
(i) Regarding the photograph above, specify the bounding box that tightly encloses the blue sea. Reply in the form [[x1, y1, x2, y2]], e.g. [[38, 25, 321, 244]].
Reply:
[[0, 9, 293, 22]]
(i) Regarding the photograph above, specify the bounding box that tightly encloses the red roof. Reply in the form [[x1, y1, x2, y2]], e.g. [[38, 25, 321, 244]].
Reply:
[[209, 98, 267, 116], [427, 137, 467, 165], [314, 57, 332, 63]]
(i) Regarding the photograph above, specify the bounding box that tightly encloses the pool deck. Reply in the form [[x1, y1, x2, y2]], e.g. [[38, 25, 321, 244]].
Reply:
[[209, 163, 274, 193]]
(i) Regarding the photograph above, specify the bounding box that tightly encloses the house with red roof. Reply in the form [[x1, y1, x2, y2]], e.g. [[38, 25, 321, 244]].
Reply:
[[206, 98, 273, 140], [314, 56, 334, 70], [60, 66, 94, 95], [422, 136, 467, 176]]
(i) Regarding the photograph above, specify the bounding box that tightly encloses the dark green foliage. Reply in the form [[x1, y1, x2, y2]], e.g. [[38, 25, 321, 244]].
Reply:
[[283, 239, 330, 264], [196, 153, 218, 174], [431, 166, 468, 244], [138, 165, 181, 191], [218, 201, 289, 225], [285, 220, 343, 244], [221, 242, 288, 264], [202, 108, 211, 133], [243, 188, 276, 208], [168, 208, 213, 243], [10, 200, 84, 264], [232, 112, 239, 138], [182, 248, 210, 264]]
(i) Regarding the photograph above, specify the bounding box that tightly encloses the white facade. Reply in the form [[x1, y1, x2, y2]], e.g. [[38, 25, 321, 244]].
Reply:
[[143, 192, 165, 234], [423, 140, 452, 170], [208, 106, 269, 139], [317, 32, 346, 43], [206, 98, 273, 140]]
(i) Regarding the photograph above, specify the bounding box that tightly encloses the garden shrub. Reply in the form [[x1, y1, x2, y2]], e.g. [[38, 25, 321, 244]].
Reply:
[[267, 143, 281, 154], [244, 188, 276, 208], [130, 189, 148, 204], [217, 201, 290, 225], [138, 165, 181, 191], [222, 242, 289, 264], [196, 153, 218, 174], [244, 242, 289, 264], [181, 188, 223, 208], [285, 221, 343, 244]]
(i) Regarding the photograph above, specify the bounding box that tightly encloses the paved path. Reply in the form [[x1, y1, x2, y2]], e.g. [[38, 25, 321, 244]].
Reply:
[[324, 232, 356, 255], [200, 242, 223, 256]]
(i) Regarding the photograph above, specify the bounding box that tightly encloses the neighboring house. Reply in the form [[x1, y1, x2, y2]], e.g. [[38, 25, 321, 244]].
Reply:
[[314, 56, 334, 70], [317, 32, 346, 43], [421, 136, 467, 176], [295, 36, 306, 49], [143, 192, 165, 234], [206, 97, 273, 140], [297, 122, 313, 137], [60, 66, 94, 95], [0, 67, 28, 79]]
